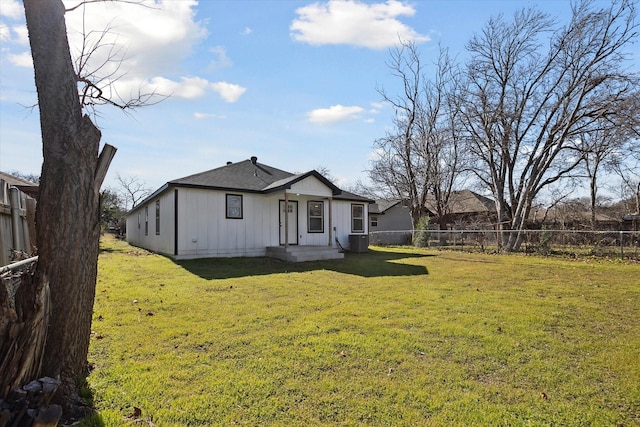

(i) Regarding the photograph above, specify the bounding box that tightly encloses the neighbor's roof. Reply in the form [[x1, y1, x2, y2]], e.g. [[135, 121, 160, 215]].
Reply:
[[425, 190, 494, 215], [530, 209, 621, 223], [369, 199, 403, 214], [0, 171, 39, 199]]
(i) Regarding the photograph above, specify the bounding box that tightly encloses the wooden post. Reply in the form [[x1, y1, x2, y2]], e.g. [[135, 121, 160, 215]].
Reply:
[[328, 197, 333, 247], [95, 143, 117, 193], [284, 191, 289, 249], [9, 187, 22, 252], [26, 198, 37, 252]]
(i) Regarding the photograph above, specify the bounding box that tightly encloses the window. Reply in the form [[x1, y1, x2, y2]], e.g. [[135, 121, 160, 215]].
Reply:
[[155, 200, 160, 235], [370, 215, 378, 227], [137, 213, 141, 229], [351, 204, 364, 233], [226, 194, 243, 219], [308, 201, 324, 233], [144, 206, 149, 235]]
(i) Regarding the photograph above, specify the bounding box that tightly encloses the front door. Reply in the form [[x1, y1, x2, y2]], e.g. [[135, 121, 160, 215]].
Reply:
[[279, 200, 298, 245]]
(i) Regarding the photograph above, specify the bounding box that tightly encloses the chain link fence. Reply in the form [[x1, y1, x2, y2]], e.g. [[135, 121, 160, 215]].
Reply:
[[369, 229, 640, 260]]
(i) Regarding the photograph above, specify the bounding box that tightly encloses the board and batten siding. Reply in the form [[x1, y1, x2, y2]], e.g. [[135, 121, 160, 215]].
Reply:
[[125, 175, 370, 259], [175, 188, 279, 259], [126, 190, 175, 256], [287, 176, 333, 198], [331, 199, 368, 250]]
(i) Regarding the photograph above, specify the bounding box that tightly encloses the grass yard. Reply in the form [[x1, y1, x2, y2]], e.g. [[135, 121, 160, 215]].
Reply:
[[82, 236, 640, 426]]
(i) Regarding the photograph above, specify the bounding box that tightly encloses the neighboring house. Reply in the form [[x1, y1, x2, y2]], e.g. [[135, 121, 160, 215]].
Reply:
[[126, 157, 373, 262], [368, 199, 413, 245], [0, 172, 38, 266], [528, 208, 621, 230], [368, 190, 498, 245], [622, 213, 639, 231], [425, 190, 496, 229]]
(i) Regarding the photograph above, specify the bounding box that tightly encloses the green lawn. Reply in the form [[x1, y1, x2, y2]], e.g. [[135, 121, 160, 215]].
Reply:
[[83, 236, 640, 426]]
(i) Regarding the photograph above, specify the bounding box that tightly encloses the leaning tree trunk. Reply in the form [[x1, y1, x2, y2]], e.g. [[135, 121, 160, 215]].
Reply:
[[24, 0, 102, 415]]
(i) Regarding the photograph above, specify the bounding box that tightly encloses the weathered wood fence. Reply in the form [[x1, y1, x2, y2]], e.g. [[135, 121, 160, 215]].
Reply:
[[0, 179, 37, 266], [0, 256, 59, 425]]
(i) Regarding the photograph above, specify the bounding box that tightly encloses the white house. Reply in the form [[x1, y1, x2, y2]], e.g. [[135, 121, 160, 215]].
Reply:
[[126, 157, 373, 261]]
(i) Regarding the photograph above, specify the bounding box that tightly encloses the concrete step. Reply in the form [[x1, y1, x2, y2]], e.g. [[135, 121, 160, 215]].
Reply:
[[266, 246, 344, 262]]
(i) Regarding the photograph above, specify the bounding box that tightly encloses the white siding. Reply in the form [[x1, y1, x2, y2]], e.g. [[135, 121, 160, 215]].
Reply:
[[126, 190, 175, 256], [374, 204, 412, 232], [126, 183, 370, 258], [295, 196, 332, 247], [288, 176, 332, 198], [175, 188, 281, 259], [332, 199, 369, 250]]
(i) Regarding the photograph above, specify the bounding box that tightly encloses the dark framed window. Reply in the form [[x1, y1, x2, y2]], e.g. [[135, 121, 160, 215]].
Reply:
[[155, 200, 160, 235], [144, 206, 149, 235], [351, 203, 364, 233], [308, 201, 324, 233], [370, 215, 378, 227], [226, 194, 243, 219]]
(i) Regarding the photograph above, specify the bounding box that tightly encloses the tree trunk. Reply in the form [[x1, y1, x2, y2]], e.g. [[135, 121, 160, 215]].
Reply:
[[24, 0, 102, 415]]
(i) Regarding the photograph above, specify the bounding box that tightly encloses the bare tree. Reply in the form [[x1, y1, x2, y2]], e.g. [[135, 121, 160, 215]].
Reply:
[[417, 46, 468, 230], [24, 0, 108, 415], [20, 0, 162, 417], [458, 0, 638, 250], [611, 142, 640, 214], [71, 1, 165, 118], [572, 103, 639, 228], [116, 173, 152, 211], [370, 40, 426, 227], [370, 41, 466, 228]]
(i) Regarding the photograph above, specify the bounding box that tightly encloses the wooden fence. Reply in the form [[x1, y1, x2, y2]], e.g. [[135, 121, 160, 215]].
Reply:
[[0, 178, 37, 267]]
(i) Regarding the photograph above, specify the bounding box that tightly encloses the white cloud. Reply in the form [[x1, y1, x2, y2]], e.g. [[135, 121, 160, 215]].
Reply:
[[307, 104, 364, 124], [208, 45, 233, 70], [369, 101, 385, 113], [141, 77, 245, 103], [63, 0, 207, 76], [291, 0, 429, 49], [148, 76, 210, 99], [367, 147, 385, 160], [52, 0, 245, 105], [242, 27, 253, 35], [12, 24, 28, 44], [8, 51, 32, 68], [0, 0, 23, 19], [210, 82, 246, 103], [0, 23, 10, 42], [194, 112, 226, 120], [0, 23, 28, 44]]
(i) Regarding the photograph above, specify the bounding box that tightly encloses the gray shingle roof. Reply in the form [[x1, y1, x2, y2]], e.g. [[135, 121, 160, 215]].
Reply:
[[370, 199, 402, 214], [169, 159, 293, 192], [425, 190, 494, 214], [129, 157, 376, 219], [147, 158, 373, 204]]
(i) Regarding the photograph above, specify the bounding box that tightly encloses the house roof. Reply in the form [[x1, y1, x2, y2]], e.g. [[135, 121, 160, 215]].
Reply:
[[335, 189, 375, 203], [169, 159, 293, 192], [261, 170, 342, 195], [425, 190, 494, 215], [369, 199, 402, 214], [530, 208, 621, 224], [130, 157, 373, 213], [0, 171, 39, 199]]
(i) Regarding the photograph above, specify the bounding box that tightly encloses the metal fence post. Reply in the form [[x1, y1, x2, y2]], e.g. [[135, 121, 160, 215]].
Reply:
[[9, 186, 23, 252]]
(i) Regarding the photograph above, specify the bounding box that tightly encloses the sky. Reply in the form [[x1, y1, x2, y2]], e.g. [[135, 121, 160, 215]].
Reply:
[[0, 0, 633, 195]]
